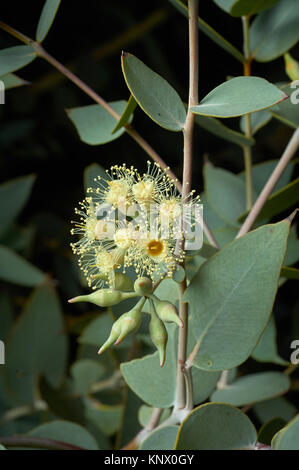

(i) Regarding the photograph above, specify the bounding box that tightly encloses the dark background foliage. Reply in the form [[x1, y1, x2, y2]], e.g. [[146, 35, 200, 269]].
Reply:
[[0, 0, 298, 416]]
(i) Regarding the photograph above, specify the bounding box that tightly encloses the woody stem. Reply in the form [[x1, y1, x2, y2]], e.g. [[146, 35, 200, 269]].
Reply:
[[175, 0, 198, 411]]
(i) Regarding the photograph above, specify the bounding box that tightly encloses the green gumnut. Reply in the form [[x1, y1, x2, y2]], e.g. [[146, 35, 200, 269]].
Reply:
[[134, 277, 153, 296], [99, 303, 143, 354], [98, 322, 121, 355], [149, 308, 168, 367], [152, 295, 183, 328], [68, 289, 138, 307], [114, 305, 143, 345]]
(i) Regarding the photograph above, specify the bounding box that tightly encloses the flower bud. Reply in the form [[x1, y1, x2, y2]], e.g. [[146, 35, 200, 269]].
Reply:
[[284, 52, 299, 81], [151, 295, 183, 328], [98, 304, 143, 354], [68, 288, 138, 307], [134, 277, 153, 296], [114, 273, 134, 292], [149, 301, 168, 367]]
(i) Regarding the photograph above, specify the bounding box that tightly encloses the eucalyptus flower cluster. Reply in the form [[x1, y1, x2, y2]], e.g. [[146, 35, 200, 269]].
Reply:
[[70, 162, 201, 365], [70, 162, 201, 290]]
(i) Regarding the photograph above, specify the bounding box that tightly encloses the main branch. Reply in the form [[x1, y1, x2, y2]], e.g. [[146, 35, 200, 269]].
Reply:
[[175, 0, 199, 411]]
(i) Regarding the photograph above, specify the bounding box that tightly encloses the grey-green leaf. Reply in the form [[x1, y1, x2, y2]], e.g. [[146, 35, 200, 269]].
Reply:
[[120, 325, 177, 408], [240, 109, 272, 135], [270, 83, 299, 128], [252, 316, 288, 365], [250, 0, 299, 62], [0, 46, 36, 76], [0, 245, 46, 287], [121, 52, 186, 131], [230, 0, 280, 17], [140, 426, 179, 450], [272, 415, 299, 450], [211, 372, 290, 406], [204, 164, 249, 227], [253, 397, 297, 424], [191, 77, 287, 118], [29, 420, 98, 450], [175, 403, 257, 450], [0, 174, 36, 236], [0, 73, 29, 90], [184, 221, 290, 370], [4, 286, 67, 406], [238, 177, 299, 223], [36, 0, 61, 42], [195, 114, 254, 147], [67, 101, 130, 145]]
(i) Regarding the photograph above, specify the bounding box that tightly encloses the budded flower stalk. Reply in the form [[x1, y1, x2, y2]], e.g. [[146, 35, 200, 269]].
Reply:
[[151, 294, 183, 328], [68, 288, 139, 307], [148, 299, 168, 367], [134, 277, 153, 296]]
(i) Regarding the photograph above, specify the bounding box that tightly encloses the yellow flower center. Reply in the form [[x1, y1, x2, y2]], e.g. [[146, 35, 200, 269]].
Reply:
[[146, 240, 164, 257]]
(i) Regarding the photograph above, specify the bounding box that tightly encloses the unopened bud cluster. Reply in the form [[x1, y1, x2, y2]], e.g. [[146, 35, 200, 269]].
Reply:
[[68, 276, 183, 366]]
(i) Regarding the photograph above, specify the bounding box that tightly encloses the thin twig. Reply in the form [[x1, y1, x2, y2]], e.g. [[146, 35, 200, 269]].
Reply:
[[237, 127, 299, 238]]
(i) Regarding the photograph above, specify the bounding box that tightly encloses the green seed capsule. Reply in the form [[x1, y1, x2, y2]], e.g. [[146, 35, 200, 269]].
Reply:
[[98, 303, 143, 354], [149, 300, 168, 367], [151, 295, 183, 328], [68, 289, 139, 307], [134, 277, 153, 296]]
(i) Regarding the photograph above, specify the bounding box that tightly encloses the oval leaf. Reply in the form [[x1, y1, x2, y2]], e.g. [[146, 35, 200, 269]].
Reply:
[[0, 245, 45, 287], [121, 52, 186, 131], [0, 73, 29, 90], [184, 220, 290, 370], [4, 286, 67, 406], [67, 101, 131, 145], [36, 0, 61, 43], [175, 403, 257, 450], [191, 77, 287, 118], [0, 46, 36, 76], [250, 0, 299, 62], [211, 372, 290, 406], [230, 0, 280, 17], [0, 174, 36, 236]]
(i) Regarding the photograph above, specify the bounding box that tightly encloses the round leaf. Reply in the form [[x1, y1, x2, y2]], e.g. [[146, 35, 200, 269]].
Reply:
[[140, 426, 179, 450], [175, 403, 257, 450], [29, 420, 98, 450]]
